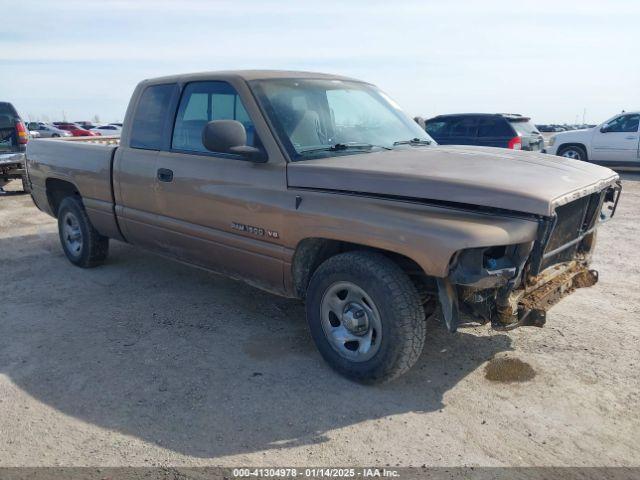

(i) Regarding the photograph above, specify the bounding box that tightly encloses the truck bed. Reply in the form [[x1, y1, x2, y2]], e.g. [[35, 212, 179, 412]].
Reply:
[[26, 136, 122, 239]]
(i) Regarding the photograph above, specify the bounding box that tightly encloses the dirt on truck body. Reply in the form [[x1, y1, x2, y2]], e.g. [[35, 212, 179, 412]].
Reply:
[[24, 70, 621, 383]]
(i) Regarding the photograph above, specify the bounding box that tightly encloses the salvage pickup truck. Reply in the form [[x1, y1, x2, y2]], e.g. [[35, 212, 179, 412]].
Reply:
[[25, 71, 621, 383]]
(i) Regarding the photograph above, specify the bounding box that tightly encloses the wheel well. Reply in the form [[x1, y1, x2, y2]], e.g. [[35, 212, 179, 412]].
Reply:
[[291, 238, 431, 298], [557, 143, 588, 159], [45, 178, 80, 216]]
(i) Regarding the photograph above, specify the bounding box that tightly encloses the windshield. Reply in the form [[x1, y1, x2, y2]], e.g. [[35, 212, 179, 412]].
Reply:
[[251, 78, 434, 160]]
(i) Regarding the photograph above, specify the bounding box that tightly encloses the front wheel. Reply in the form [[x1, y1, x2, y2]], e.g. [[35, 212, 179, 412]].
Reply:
[[557, 145, 587, 161], [57, 196, 109, 267], [305, 251, 426, 383]]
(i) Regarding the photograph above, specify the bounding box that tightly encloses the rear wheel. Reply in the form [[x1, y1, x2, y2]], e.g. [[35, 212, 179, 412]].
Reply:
[[305, 251, 426, 383], [57, 196, 109, 267], [557, 145, 587, 161]]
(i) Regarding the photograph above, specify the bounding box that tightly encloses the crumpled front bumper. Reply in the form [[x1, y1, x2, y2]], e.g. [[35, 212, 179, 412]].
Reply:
[[493, 261, 598, 330]]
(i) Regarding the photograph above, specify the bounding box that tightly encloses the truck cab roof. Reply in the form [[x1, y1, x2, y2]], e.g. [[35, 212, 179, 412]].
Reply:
[[140, 70, 366, 86]]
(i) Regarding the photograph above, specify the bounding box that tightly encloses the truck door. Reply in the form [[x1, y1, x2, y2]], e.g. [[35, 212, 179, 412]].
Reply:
[[112, 83, 178, 249], [152, 80, 287, 293], [591, 113, 640, 164]]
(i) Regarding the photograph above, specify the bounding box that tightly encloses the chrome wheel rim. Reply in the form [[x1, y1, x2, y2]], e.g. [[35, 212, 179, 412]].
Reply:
[[62, 212, 83, 257], [562, 149, 581, 160], [320, 281, 382, 362]]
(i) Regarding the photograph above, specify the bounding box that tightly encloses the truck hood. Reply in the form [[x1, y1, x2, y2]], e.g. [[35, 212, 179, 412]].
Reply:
[[286, 145, 619, 216], [550, 127, 594, 143]]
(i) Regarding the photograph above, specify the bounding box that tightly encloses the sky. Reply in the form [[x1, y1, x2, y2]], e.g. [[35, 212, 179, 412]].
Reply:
[[2, 0, 639, 124]]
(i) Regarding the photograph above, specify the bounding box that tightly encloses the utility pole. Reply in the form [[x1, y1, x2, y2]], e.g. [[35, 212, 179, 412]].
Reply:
[[583, 108, 586, 125]]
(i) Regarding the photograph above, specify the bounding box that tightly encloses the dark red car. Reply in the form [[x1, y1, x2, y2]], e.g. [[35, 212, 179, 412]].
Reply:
[[57, 123, 101, 137]]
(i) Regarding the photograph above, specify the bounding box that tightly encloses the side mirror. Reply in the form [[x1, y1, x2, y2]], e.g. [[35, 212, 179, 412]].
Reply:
[[202, 120, 267, 163], [600, 126, 609, 133]]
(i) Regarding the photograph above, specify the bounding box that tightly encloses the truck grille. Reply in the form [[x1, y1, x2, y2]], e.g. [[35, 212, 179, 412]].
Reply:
[[540, 192, 604, 271]]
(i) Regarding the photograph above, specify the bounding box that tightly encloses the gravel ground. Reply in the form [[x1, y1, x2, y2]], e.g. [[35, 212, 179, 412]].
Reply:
[[0, 174, 638, 467]]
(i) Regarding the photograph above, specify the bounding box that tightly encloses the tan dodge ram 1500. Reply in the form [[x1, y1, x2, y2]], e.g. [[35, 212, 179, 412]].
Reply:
[[25, 71, 622, 382]]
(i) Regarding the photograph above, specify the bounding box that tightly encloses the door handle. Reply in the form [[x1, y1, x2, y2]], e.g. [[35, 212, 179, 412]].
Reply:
[[157, 168, 173, 182], [625, 136, 637, 140]]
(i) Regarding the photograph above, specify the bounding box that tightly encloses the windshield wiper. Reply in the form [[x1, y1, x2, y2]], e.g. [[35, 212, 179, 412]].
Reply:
[[393, 138, 432, 146], [299, 143, 392, 154]]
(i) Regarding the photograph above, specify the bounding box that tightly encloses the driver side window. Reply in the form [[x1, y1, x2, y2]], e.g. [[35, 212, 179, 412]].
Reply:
[[172, 81, 258, 154], [604, 114, 640, 133]]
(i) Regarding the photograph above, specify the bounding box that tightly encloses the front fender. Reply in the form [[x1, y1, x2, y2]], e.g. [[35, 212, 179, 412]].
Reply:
[[284, 191, 540, 278]]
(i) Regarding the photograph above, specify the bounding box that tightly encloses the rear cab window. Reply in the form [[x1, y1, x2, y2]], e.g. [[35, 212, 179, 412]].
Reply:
[[130, 83, 176, 150]]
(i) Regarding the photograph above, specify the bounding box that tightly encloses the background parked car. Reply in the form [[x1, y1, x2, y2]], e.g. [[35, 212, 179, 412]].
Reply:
[[0, 101, 29, 192], [56, 123, 100, 137], [74, 121, 98, 130], [546, 111, 640, 167], [88, 124, 121, 136], [424, 113, 544, 151], [27, 122, 72, 138]]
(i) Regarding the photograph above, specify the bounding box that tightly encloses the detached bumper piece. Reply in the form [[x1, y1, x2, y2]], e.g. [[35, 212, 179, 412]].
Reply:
[[493, 263, 598, 330]]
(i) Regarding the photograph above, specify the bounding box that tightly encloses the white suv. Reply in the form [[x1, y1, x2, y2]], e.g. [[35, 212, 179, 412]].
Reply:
[[546, 111, 639, 168]]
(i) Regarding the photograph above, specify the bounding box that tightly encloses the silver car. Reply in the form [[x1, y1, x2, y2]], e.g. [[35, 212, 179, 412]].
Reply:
[[27, 122, 72, 138], [88, 124, 122, 137]]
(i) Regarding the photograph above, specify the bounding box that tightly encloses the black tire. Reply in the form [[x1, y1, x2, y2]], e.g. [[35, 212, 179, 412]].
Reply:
[[57, 196, 109, 268], [305, 251, 426, 383], [51, 134, 60, 138], [557, 145, 587, 161]]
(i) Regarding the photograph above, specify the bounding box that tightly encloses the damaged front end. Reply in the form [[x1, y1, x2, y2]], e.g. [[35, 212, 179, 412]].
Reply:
[[437, 182, 621, 333]]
